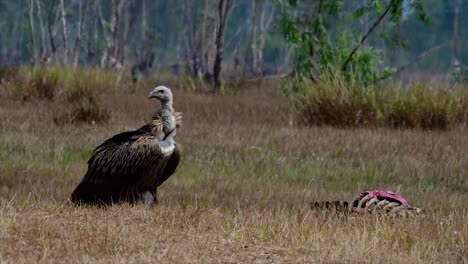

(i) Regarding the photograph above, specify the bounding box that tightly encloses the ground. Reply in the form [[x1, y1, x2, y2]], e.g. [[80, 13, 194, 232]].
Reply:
[[0, 85, 467, 263]]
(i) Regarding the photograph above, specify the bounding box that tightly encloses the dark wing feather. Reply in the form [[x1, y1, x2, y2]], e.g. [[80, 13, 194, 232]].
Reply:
[[157, 142, 181, 187], [84, 130, 159, 184], [71, 125, 166, 204]]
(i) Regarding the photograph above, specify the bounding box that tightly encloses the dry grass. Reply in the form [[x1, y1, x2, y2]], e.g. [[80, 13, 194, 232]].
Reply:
[[0, 80, 467, 263]]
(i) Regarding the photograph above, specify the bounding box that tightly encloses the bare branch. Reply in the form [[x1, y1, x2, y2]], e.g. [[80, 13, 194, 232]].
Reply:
[[342, 3, 392, 70]]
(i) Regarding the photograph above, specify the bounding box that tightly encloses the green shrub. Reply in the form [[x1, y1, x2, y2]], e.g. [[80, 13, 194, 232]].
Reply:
[[285, 69, 381, 127], [29, 66, 60, 100], [381, 86, 459, 129], [0, 65, 116, 124], [1, 66, 61, 100], [59, 67, 123, 96], [284, 71, 468, 129], [0, 64, 17, 81], [56, 96, 110, 125], [54, 68, 114, 125]]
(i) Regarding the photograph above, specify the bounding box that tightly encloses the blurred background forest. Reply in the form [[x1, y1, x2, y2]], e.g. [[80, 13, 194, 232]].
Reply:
[[0, 0, 466, 83]]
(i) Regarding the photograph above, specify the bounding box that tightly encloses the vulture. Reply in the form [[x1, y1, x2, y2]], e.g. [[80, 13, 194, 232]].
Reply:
[[70, 86, 182, 206]]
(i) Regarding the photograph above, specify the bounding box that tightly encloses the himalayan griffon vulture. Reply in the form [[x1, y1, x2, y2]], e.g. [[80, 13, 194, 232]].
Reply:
[[70, 86, 182, 206]]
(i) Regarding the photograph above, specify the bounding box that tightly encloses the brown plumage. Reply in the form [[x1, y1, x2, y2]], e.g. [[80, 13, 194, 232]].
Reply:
[[70, 86, 181, 206]]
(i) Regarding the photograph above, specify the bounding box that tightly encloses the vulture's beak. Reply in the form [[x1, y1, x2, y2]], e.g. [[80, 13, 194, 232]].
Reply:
[[148, 90, 158, 100]]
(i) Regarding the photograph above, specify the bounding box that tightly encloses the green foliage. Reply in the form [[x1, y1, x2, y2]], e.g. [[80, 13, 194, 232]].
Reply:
[[285, 70, 468, 129], [335, 35, 395, 85], [277, 0, 427, 85], [276, 0, 457, 130]]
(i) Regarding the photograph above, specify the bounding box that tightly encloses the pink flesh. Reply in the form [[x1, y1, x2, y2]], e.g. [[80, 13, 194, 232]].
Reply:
[[357, 190, 410, 207]]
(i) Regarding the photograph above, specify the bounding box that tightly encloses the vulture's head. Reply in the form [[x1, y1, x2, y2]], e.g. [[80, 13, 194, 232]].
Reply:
[[149, 86, 173, 104]]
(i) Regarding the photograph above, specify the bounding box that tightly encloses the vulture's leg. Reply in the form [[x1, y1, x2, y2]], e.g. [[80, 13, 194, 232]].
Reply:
[[139, 191, 156, 206]]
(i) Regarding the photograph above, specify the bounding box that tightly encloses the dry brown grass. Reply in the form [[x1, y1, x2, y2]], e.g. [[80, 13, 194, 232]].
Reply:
[[0, 82, 467, 263]]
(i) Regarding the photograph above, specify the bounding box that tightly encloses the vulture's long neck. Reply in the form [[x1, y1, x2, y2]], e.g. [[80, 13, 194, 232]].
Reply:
[[160, 100, 175, 132], [158, 100, 176, 154]]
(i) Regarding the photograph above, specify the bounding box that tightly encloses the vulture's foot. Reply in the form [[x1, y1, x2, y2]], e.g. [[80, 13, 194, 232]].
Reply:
[[139, 191, 157, 207]]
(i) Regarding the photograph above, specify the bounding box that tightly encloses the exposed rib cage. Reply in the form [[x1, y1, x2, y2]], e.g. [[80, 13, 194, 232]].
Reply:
[[312, 194, 423, 217]]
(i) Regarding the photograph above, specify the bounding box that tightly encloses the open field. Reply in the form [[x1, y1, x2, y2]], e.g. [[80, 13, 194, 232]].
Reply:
[[0, 82, 467, 263]]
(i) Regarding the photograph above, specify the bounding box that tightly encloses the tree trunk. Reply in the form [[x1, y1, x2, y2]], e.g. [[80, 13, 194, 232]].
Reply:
[[180, 0, 191, 72], [120, 0, 137, 64], [10, 0, 24, 63], [257, 0, 275, 75], [86, 0, 100, 65], [46, 0, 59, 63], [98, 0, 126, 68], [180, 0, 216, 80], [60, 0, 68, 64], [28, 0, 37, 63], [140, 0, 149, 59], [244, 0, 257, 75], [452, 0, 460, 75], [73, 0, 88, 67], [112, 0, 127, 59], [181, 0, 197, 78], [200, 0, 212, 77], [35, 0, 47, 61], [213, 0, 233, 91]]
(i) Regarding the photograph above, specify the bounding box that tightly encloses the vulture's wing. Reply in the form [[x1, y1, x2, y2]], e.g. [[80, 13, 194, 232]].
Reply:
[[157, 142, 181, 187], [91, 131, 162, 183], [71, 126, 169, 204]]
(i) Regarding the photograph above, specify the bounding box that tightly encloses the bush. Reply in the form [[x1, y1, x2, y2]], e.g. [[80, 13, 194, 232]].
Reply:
[[0, 66, 115, 125], [54, 68, 114, 125], [0, 64, 17, 81], [0, 66, 60, 100], [284, 72, 468, 129], [54, 95, 110, 125], [381, 86, 460, 129], [29, 66, 60, 100]]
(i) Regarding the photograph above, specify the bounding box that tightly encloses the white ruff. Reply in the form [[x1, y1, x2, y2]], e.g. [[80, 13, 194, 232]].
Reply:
[[159, 136, 175, 155]]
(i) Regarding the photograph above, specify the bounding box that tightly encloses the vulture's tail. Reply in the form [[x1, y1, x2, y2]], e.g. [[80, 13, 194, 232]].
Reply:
[[70, 182, 124, 206]]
